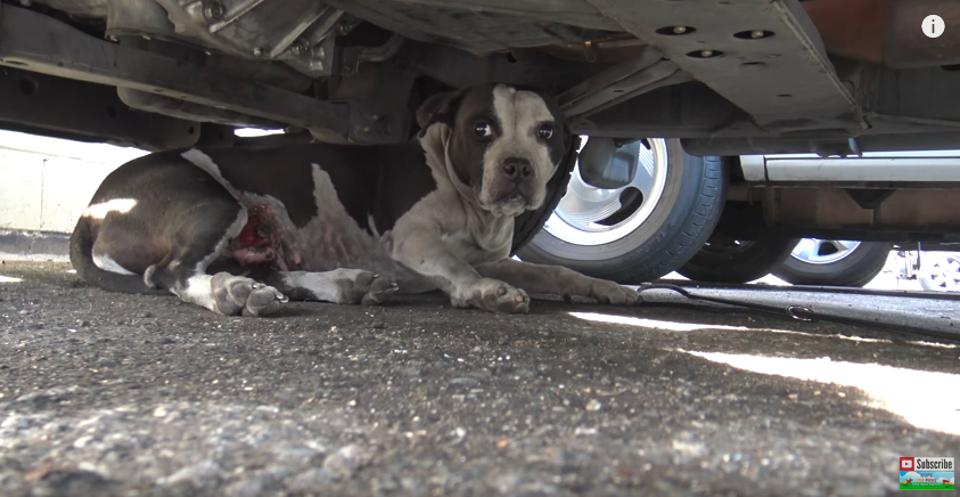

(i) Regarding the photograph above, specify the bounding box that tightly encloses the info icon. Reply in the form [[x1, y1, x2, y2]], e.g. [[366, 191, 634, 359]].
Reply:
[[901, 456, 915, 471], [922, 14, 946, 39]]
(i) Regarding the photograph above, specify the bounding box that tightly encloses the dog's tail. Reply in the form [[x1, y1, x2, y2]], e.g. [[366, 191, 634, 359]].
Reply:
[[69, 216, 163, 295]]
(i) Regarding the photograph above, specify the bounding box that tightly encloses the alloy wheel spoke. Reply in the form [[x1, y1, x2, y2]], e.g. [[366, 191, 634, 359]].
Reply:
[[831, 240, 859, 252], [628, 160, 657, 199]]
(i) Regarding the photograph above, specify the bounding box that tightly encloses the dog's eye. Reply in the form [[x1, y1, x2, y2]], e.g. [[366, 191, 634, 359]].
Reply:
[[537, 124, 555, 140], [474, 121, 493, 138]]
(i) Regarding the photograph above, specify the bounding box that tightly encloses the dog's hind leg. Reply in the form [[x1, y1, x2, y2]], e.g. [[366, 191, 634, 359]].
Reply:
[[145, 202, 288, 317], [75, 153, 288, 316], [261, 269, 398, 305], [253, 269, 396, 305], [174, 271, 288, 316]]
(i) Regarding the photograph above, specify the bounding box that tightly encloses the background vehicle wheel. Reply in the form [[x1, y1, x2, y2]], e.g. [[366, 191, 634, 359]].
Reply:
[[918, 253, 960, 292], [773, 239, 893, 287], [516, 138, 726, 283], [676, 233, 798, 284]]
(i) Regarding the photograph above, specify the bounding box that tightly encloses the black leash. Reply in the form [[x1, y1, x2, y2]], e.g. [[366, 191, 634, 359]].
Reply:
[[637, 284, 816, 321], [634, 283, 960, 342]]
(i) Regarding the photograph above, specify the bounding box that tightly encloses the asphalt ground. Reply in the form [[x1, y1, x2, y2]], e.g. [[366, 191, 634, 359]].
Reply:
[[1, 260, 959, 497]]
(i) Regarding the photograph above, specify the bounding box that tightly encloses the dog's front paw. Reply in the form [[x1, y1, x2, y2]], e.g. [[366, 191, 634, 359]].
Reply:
[[455, 278, 530, 314], [325, 269, 399, 305], [588, 279, 639, 305], [361, 275, 400, 305], [211, 272, 287, 317]]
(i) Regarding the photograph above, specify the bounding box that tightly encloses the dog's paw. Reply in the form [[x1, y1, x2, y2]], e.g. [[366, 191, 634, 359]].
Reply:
[[361, 276, 400, 305], [456, 278, 530, 314], [588, 279, 640, 305], [327, 269, 398, 305], [211, 272, 288, 317]]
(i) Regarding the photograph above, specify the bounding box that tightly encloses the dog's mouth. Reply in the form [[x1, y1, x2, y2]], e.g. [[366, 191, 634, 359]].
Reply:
[[478, 190, 532, 217]]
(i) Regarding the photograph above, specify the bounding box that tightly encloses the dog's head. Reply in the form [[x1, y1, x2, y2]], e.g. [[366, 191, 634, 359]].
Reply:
[[417, 84, 569, 217]]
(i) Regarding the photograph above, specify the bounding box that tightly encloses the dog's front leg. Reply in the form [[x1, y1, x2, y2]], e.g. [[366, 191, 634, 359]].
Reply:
[[476, 259, 639, 305], [391, 225, 530, 313]]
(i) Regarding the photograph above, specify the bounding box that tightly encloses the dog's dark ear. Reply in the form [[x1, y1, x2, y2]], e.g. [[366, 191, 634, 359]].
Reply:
[[558, 124, 575, 164], [525, 89, 570, 165], [548, 124, 575, 173], [545, 100, 573, 169], [416, 90, 464, 132]]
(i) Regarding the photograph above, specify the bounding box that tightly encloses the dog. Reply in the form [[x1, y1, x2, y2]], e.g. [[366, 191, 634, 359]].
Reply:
[[70, 84, 639, 316]]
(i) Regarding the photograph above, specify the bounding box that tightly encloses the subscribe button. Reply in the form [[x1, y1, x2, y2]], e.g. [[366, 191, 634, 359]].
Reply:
[[900, 457, 955, 491]]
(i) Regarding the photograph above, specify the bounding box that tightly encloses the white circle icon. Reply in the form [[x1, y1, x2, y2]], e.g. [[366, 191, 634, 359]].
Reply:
[[923, 14, 945, 38]]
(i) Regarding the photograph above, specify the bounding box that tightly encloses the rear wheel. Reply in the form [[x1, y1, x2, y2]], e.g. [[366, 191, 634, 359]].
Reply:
[[773, 239, 892, 287], [676, 233, 798, 284], [517, 138, 726, 283]]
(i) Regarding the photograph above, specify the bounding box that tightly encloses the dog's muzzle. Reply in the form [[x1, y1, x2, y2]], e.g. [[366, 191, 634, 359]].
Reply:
[[496, 156, 539, 204], [502, 157, 533, 180]]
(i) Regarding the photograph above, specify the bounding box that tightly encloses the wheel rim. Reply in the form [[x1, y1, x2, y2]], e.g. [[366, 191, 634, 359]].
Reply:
[[543, 137, 670, 246], [789, 239, 862, 265], [924, 255, 960, 292]]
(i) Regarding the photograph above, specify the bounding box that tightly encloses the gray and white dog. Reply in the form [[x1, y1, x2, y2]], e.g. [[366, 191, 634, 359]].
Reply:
[[70, 84, 639, 316]]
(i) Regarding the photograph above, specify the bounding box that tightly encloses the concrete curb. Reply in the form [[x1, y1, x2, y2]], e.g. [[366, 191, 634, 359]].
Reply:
[[0, 229, 70, 258]]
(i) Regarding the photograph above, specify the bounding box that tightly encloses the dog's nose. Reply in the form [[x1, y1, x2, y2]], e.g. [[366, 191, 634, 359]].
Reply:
[[502, 157, 533, 179]]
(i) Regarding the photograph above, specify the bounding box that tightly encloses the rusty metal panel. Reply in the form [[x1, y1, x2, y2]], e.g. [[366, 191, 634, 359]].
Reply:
[[585, 0, 861, 127], [0, 5, 350, 142], [767, 187, 960, 231]]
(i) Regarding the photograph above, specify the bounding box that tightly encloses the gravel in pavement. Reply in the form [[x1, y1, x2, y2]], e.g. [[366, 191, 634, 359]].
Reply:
[[1, 261, 958, 496]]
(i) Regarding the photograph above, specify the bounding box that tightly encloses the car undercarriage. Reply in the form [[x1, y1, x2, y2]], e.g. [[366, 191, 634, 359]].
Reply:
[[3, 0, 960, 156]]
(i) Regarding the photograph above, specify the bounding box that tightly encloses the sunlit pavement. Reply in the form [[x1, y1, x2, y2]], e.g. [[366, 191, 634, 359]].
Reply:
[[1, 261, 958, 496]]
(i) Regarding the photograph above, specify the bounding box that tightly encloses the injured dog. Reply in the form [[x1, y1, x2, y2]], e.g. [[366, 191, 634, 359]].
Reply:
[[70, 84, 639, 315]]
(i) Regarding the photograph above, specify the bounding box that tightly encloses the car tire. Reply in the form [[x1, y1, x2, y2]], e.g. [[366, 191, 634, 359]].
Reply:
[[676, 233, 799, 284], [773, 240, 893, 287], [516, 139, 726, 283], [918, 252, 960, 292]]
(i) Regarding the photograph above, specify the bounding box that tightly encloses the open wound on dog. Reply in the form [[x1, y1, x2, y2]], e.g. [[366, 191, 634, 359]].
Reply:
[[81, 198, 137, 220], [228, 201, 302, 270], [223, 166, 394, 276]]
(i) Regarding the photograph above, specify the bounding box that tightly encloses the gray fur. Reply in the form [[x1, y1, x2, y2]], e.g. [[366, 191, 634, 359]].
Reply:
[[72, 84, 638, 315]]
